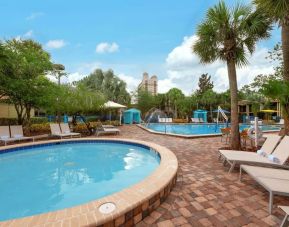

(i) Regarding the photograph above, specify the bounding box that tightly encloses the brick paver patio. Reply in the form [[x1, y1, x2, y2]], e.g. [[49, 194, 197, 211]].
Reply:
[[114, 125, 287, 227]]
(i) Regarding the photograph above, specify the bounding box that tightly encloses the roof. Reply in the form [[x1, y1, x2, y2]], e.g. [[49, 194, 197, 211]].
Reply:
[[104, 101, 126, 109], [124, 108, 141, 113], [194, 109, 208, 113]]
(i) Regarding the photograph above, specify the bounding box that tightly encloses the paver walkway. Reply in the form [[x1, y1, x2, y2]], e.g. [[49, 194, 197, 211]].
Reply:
[[113, 125, 287, 226]]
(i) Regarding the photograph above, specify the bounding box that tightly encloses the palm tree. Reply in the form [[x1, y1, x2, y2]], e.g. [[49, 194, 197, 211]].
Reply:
[[254, 0, 289, 134], [193, 1, 271, 149]]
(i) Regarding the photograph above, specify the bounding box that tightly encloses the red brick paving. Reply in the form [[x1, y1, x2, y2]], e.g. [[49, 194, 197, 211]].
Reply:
[[113, 125, 287, 226]]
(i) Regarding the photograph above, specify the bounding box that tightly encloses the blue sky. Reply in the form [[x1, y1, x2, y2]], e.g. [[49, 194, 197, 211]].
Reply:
[[0, 0, 281, 94]]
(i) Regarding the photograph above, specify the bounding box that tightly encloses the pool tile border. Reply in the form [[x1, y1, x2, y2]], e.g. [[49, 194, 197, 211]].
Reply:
[[0, 138, 178, 227]]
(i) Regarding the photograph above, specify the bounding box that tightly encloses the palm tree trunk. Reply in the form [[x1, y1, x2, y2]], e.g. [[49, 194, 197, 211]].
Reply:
[[282, 22, 289, 134], [227, 59, 240, 149]]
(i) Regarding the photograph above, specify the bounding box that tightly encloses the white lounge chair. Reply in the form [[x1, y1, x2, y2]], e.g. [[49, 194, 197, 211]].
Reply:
[[279, 206, 289, 227], [240, 165, 289, 214], [50, 123, 72, 139], [191, 118, 199, 123], [219, 135, 289, 173], [0, 126, 17, 145], [219, 134, 281, 159], [95, 125, 120, 136], [10, 125, 33, 142], [59, 123, 81, 138]]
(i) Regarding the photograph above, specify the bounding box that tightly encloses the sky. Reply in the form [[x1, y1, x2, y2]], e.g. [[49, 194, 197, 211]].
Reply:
[[0, 0, 281, 95]]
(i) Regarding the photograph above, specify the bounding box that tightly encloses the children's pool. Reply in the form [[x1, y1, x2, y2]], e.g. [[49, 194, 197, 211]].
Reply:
[[145, 123, 280, 136]]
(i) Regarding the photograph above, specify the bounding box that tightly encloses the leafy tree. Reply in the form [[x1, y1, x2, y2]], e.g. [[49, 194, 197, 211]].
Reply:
[[45, 84, 105, 134], [193, 1, 271, 149], [136, 90, 157, 116], [254, 0, 289, 133], [199, 89, 218, 120], [167, 88, 185, 118], [0, 39, 53, 124], [196, 73, 214, 96], [78, 69, 130, 105]]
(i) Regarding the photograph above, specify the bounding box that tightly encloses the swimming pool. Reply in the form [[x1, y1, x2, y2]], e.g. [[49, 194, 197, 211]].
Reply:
[[0, 140, 161, 221], [144, 123, 280, 136]]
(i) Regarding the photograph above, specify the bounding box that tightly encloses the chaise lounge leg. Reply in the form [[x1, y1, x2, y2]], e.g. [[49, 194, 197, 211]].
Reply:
[[228, 161, 235, 173], [281, 214, 289, 227], [269, 191, 273, 214], [239, 167, 243, 182]]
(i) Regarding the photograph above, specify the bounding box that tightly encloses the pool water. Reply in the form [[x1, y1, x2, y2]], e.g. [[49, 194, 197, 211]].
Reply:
[[0, 141, 160, 221], [145, 123, 280, 135]]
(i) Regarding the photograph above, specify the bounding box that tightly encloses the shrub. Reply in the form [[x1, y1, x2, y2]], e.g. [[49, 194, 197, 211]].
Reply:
[[29, 123, 50, 135], [30, 117, 48, 124], [0, 118, 18, 126]]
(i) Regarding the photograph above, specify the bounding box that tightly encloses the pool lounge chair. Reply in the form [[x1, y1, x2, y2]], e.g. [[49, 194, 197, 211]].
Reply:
[[219, 134, 281, 159], [279, 206, 289, 227], [10, 125, 33, 142], [0, 126, 17, 145], [219, 135, 288, 173], [191, 118, 199, 123], [239, 165, 289, 214], [95, 125, 120, 136], [50, 123, 72, 139], [59, 123, 81, 138]]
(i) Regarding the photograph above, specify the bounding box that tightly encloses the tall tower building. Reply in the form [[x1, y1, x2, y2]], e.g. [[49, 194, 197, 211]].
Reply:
[[138, 72, 158, 95]]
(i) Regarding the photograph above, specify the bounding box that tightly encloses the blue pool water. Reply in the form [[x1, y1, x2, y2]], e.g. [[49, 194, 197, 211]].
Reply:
[[0, 141, 160, 221], [146, 123, 280, 135]]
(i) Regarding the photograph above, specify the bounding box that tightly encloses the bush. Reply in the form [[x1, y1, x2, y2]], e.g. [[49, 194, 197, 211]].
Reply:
[[29, 123, 50, 135], [0, 117, 48, 126], [0, 118, 18, 126], [30, 117, 48, 124]]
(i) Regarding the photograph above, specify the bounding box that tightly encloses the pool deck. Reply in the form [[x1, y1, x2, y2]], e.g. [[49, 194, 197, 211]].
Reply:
[[0, 125, 287, 226], [117, 125, 286, 226]]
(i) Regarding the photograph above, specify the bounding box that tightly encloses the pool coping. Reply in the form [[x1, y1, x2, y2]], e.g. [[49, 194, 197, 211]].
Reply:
[[0, 138, 178, 226], [137, 123, 280, 138]]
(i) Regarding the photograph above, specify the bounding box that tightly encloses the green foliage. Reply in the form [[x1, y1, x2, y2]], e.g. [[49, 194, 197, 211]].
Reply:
[[193, 1, 272, 67], [136, 91, 157, 115], [254, 0, 289, 24], [196, 73, 214, 96], [46, 84, 105, 116], [0, 39, 54, 124], [78, 69, 130, 105], [261, 80, 289, 117]]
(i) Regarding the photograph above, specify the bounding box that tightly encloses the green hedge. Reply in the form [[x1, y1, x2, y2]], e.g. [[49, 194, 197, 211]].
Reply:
[[0, 117, 48, 126]]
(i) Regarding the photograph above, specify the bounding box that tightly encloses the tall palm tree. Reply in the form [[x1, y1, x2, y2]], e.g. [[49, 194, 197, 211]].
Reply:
[[254, 0, 289, 134], [193, 1, 271, 149]]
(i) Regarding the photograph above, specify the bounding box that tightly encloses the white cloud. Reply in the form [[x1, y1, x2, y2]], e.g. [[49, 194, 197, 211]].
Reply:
[[15, 30, 34, 40], [23, 30, 33, 38], [45, 40, 67, 49], [96, 42, 119, 54], [118, 73, 139, 92], [26, 12, 44, 20], [163, 35, 275, 95]]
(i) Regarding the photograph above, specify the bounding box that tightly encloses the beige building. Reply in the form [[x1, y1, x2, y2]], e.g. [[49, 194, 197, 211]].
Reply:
[[0, 97, 35, 118], [138, 72, 158, 95]]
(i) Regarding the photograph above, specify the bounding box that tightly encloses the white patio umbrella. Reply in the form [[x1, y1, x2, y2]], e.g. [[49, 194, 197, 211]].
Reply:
[[103, 101, 127, 124]]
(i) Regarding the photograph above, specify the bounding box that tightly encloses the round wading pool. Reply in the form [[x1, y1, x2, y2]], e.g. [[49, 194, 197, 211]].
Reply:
[[0, 139, 178, 226]]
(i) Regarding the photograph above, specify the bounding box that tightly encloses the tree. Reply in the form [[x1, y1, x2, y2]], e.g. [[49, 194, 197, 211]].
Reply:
[[193, 1, 271, 149], [136, 90, 157, 116], [0, 39, 53, 124], [45, 84, 105, 134], [78, 69, 131, 105], [167, 88, 185, 118], [196, 73, 214, 96], [254, 0, 289, 133]]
